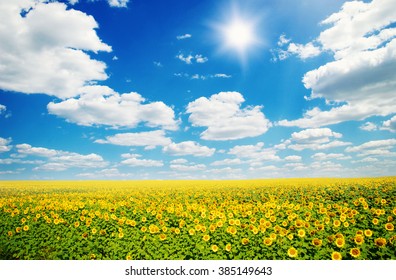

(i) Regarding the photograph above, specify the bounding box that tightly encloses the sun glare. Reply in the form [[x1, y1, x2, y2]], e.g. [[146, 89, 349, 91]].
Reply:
[[213, 5, 262, 64], [224, 18, 255, 52]]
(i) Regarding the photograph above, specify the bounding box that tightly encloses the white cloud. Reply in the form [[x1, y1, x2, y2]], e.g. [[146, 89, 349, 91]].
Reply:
[[176, 53, 208, 64], [0, 158, 44, 165], [0, 137, 12, 153], [284, 155, 302, 162], [153, 61, 163, 67], [213, 74, 232, 78], [291, 128, 342, 142], [210, 158, 242, 166], [0, 1, 111, 99], [170, 163, 206, 172], [163, 141, 215, 157], [174, 73, 232, 80], [16, 143, 107, 171], [121, 154, 163, 167], [311, 152, 351, 161], [187, 92, 271, 140], [277, 34, 291, 46], [47, 85, 179, 130], [345, 139, 396, 157], [206, 167, 242, 174], [176, 34, 192, 40], [107, 0, 129, 8], [0, 104, 6, 114], [170, 158, 188, 164], [310, 161, 343, 172], [382, 115, 396, 132], [286, 128, 351, 151], [95, 130, 171, 148], [249, 165, 281, 172], [77, 168, 131, 178], [360, 122, 378, 131], [278, 0, 396, 128], [228, 142, 280, 162]]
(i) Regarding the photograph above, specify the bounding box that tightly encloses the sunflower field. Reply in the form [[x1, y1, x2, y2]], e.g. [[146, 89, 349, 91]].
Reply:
[[1, 177, 395, 260]]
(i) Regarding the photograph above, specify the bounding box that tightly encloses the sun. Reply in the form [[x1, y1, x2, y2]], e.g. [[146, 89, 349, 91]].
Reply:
[[224, 18, 255, 53], [213, 6, 262, 64]]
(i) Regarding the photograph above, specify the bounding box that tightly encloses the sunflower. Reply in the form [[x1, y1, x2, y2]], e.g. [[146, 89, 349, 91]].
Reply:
[[364, 229, 373, 237], [263, 238, 273, 246], [141, 226, 147, 233], [241, 238, 249, 245], [23, 225, 29, 231], [374, 237, 387, 247], [174, 228, 180, 234], [287, 247, 298, 258], [287, 233, 294, 241], [297, 229, 306, 238], [333, 220, 341, 227], [211, 245, 219, 252], [126, 255, 132, 260], [91, 228, 97, 234], [354, 235, 364, 245], [385, 223, 394, 231], [188, 229, 196, 235], [372, 218, 379, 225], [82, 232, 88, 238], [118, 232, 124, 238], [202, 234, 210, 242], [335, 238, 345, 248], [159, 233, 166, 241], [312, 238, 322, 247], [225, 243, 232, 252], [7, 231, 13, 237], [216, 220, 223, 227], [350, 248, 361, 258], [331, 251, 342, 260]]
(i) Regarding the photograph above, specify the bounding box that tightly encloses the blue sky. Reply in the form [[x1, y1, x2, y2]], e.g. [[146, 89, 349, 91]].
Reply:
[[0, 0, 395, 180]]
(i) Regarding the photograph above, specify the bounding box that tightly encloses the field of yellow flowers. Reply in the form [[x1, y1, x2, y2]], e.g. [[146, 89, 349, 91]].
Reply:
[[1, 177, 395, 260]]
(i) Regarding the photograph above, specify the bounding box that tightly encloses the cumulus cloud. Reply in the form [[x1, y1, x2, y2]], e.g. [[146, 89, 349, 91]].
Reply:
[[176, 53, 208, 64], [120, 153, 163, 167], [228, 142, 280, 162], [284, 155, 302, 162], [170, 158, 188, 164], [187, 92, 271, 140], [170, 163, 206, 172], [0, 137, 12, 153], [285, 128, 351, 151], [176, 34, 192, 40], [107, 0, 129, 8], [382, 115, 396, 132], [278, 0, 396, 128], [16, 143, 107, 171], [210, 158, 242, 166], [163, 141, 215, 157], [0, 1, 111, 99], [95, 130, 171, 148], [311, 153, 351, 161], [77, 168, 131, 178], [0, 104, 6, 114], [360, 122, 378, 131], [273, 35, 321, 60], [345, 139, 396, 157], [47, 86, 179, 130]]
